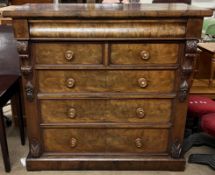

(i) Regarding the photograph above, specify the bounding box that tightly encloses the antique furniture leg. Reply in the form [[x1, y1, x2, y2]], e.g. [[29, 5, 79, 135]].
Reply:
[[0, 108, 11, 172], [15, 78, 25, 145]]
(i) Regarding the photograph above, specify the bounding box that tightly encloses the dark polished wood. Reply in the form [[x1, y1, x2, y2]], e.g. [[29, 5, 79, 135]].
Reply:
[[0, 75, 25, 172], [0, 25, 26, 125], [0, 26, 26, 172], [26, 155, 186, 171], [3, 3, 212, 171], [0, 108, 10, 172], [3, 3, 212, 18]]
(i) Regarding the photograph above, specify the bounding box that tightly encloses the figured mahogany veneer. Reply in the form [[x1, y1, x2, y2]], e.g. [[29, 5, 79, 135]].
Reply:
[[43, 128, 169, 154], [38, 70, 175, 93], [33, 43, 103, 65], [40, 99, 172, 123], [3, 3, 212, 171], [34, 42, 180, 65], [29, 20, 186, 39], [110, 43, 179, 65]]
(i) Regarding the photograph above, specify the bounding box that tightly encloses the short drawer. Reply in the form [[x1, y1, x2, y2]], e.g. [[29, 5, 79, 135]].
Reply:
[[40, 99, 172, 123], [110, 43, 179, 65], [38, 70, 175, 93], [32, 43, 103, 65], [43, 128, 169, 154]]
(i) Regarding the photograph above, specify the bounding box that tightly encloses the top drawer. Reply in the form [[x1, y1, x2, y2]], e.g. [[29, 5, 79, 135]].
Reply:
[[29, 20, 186, 39], [33, 43, 103, 65]]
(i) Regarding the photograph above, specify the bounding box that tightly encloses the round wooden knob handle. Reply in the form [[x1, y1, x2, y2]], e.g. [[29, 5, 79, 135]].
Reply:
[[136, 108, 145, 118], [135, 138, 143, 148], [66, 78, 75, 88], [140, 50, 150, 60], [138, 78, 148, 88], [65, 50, 74, 61], [68, 108, 76, 119], [70, 138, 77, 148]]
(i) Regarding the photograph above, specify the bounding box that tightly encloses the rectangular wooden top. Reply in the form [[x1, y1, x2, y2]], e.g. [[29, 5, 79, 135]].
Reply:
[[198, 43, 215, 54], [3, 3, 213, 19]]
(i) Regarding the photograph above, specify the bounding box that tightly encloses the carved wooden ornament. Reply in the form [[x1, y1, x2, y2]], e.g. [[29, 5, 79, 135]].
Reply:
[[30, 139, 41, 158], [179, 40, 198, 102], [171, 140, 182, 159]]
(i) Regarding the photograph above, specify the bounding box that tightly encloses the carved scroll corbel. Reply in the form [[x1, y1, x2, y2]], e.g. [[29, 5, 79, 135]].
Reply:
[[179, 40, 198, 102], [17, 41, 32, 77], [17, 41, 35, 101], [30, 139, 42, 158]]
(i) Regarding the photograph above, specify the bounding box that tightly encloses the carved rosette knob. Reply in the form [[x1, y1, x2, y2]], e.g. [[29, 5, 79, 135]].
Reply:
[[66, 78, 75, 88], [136, 108, 145, 118], [70, 138, 77, 148], [65, 50, 74, 61], [135, 138, 144, 148], [140, 50, 150, 60], [68, 108, 76, 119], [138, 78, 148, 88]]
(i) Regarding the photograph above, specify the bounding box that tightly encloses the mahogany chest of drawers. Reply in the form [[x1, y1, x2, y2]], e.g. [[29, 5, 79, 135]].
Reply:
[[3, 3, 212, 171]]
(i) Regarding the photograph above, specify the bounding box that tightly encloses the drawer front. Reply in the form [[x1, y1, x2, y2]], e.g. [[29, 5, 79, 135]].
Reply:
[[38, 70, 175, 93], [33, 43, 103, 65], [43, 128, 169, 154], [30, 20, 186, 39], [110, 43, 179, 65], [40, 99, 172, 123]]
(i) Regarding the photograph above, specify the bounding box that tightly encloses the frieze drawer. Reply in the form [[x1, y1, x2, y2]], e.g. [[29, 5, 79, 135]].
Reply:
[[43, 128, 169, 154], [40, 99, 172, 123], [38, 70, 175, 93], [29, 20, 186, 39]]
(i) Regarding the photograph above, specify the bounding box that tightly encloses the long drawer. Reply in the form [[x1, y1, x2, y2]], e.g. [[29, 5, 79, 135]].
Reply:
[[43, 128, 169, 154], [38, 70, 175, 93], [40, 99, 172, 123]]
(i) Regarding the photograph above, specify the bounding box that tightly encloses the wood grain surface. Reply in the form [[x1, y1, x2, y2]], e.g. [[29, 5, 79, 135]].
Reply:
[[40, 99, 172, 123], [7, 2, 212, 171], [38, 70, 175, 93], [33, 43, 103, 65], [3, 3, 212, 18], [43, 128, 169, 154], [110, 43, 179, 64]]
